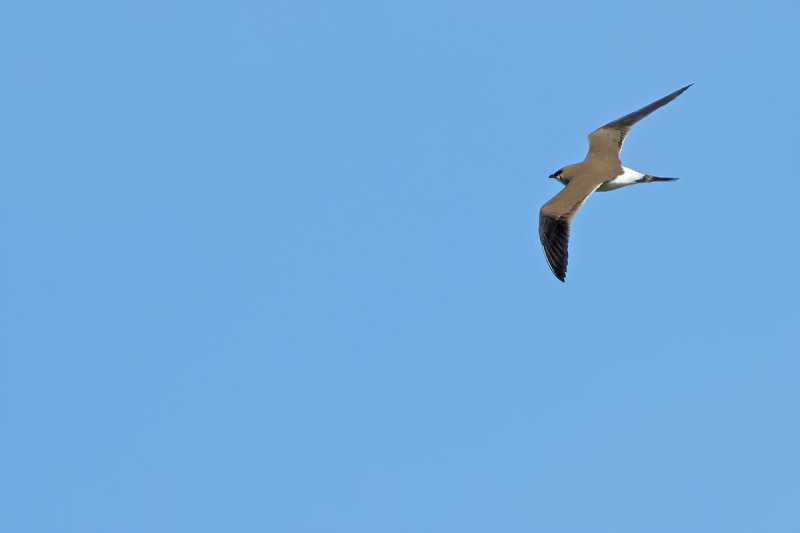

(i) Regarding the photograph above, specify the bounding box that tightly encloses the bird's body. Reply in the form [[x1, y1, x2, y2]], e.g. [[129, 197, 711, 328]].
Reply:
[[596, 167, 645, 191], [539, 84, 691, 282]]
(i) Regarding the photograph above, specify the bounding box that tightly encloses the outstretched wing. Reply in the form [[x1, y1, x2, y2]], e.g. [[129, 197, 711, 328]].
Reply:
[[587, 84, 692, 156], [539, 179, 601, 282]]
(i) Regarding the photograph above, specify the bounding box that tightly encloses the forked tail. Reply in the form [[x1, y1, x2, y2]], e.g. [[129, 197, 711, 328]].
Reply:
[[639, 175, 679, 183]]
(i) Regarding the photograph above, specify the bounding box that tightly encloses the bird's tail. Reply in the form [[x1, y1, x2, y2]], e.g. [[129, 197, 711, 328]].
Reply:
[[639, 175, 679, 183]]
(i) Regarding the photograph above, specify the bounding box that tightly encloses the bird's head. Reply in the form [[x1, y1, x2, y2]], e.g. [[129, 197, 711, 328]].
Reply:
[[548, 169, 566, 185]]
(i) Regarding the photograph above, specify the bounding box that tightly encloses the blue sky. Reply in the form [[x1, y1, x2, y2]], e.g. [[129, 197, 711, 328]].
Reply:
[[1, 1, 798, 532]]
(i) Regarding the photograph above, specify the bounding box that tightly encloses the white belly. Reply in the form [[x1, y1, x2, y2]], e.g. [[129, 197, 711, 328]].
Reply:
[[597, 167, 644, 191]]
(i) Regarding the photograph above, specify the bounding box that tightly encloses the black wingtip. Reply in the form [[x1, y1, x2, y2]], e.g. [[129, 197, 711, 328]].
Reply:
[[540, 216, 570, 283], [544, 256, 567, 282], [552, 263, 567, 282]]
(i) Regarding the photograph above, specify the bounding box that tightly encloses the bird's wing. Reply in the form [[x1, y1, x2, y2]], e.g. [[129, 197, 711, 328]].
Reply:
[[587, 84, 692, 156], [539, 177, 602, 282]]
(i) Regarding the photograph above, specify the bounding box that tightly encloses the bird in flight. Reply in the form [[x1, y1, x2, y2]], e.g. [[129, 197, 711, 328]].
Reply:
[[539, 84, 692, 282]]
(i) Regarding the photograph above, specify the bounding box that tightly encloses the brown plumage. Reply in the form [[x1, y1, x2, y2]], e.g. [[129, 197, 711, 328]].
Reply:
[[539, 84, 691, 282]]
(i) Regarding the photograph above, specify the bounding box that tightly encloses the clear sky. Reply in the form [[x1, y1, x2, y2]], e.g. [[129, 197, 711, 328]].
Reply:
[[1, 1, 798, 532]]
